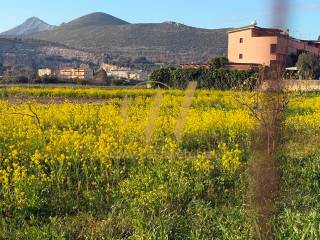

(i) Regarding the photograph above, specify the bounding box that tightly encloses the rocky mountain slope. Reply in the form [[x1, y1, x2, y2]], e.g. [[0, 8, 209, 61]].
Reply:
[[28, 13, 228, 64], [0, 38, 103, 72], [61, 12, 130, 27], [0, 17, 56, 36], [0, 12, 229, 71]]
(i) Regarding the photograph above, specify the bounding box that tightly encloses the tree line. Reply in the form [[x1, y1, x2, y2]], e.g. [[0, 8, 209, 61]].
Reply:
[[150, 53, 320, 90], [149, 66, 257, 90]]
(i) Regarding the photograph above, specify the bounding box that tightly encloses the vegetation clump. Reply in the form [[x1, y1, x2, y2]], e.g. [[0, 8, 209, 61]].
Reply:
[[296, 53, 320, 79], [149, 67, 256, 90]]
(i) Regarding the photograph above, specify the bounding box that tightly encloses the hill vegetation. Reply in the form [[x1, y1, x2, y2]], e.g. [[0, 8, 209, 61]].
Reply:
[[61, 12, 130, 28], [28, 13, 228, 64], [0, 38, 103, 78], [0, 12, 229, 68]]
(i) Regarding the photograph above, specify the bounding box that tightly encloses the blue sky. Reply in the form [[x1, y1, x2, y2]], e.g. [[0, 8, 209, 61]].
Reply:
[[1, 0, 319, 39]]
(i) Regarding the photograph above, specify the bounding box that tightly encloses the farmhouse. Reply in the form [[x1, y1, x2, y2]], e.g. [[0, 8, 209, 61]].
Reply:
[[100, 63, 141, 80], [228, 24, 320, 68], [59, 67, 93, 80], [108, 69, 141, 80], [38, 68, 53, 77]]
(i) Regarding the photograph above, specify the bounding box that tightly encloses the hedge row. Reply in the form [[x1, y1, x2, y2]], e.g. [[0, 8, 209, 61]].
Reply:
[[149, 67, 257, 90]]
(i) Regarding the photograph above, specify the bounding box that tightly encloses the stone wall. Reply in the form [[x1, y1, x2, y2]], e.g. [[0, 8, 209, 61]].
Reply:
[[262, 80, 320, 91]]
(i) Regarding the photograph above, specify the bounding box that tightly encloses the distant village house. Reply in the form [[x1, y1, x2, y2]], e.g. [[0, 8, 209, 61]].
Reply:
[[38, 68, 53, 77], [59, 67, 93, 80], [101, 63, 142, 80]]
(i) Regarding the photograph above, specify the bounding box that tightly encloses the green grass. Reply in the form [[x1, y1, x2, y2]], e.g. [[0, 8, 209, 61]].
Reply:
[[272, 93, 320, 239]]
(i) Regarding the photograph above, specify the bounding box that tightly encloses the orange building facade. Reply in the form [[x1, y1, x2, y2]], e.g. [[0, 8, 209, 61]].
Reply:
[[228, 25, 320, 68]]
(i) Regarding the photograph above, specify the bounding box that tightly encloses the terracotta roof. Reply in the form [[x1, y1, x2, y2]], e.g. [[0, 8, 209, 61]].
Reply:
[[226, 63, 259, 66], [180, 64, 211, 67]]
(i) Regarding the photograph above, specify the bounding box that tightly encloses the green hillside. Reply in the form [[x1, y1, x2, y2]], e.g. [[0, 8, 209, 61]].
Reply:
[[29, 13, 228, 64]]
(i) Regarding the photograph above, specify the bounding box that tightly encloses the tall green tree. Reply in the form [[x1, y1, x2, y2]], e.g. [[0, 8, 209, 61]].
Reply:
[[149, 67, 173, 87], [208, 56, 229, 69], [296, 53, 320, 79]]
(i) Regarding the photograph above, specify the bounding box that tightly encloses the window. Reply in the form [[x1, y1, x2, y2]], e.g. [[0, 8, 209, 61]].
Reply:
[[239, 54, 243, 59], [270, 44, 277, 53], [240, 38, 244, 43]]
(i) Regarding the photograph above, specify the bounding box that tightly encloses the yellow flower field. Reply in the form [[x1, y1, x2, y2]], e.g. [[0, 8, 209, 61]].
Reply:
[[0, 87, 257, 239]]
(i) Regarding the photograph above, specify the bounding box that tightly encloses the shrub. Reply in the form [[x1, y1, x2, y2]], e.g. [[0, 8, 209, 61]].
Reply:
[[208, 56, 229, 69], [296, 53, 320, 79], [149, 67, 256, 90]]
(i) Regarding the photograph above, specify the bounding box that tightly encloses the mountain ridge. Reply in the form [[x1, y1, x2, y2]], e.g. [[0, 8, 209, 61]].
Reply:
[[27, 13, 229, 64], [61, 12, 130, 27], [0, 17, 56, 36], [1, 12, 229, 66]]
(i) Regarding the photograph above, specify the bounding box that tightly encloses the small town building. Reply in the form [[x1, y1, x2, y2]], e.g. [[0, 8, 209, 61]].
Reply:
[[108, 68, 132, 79], [59, 67, 93, 80], [38, 68, 53, 77], [108, 69, 141, 80], [228, 24, 320, 68], [100, 63, 141, 80], [100, 63, 118, 72]]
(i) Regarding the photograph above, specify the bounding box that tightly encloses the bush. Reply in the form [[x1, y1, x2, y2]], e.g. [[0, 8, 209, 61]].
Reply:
[[208, 56, 229, 69], [14, 76, 29, 83], [296, 53, 320, 79], [40, 75, 59, 84], [149, 67, 257, 90], [111, 79, 126, 86], [75, 78, 89, 85]]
